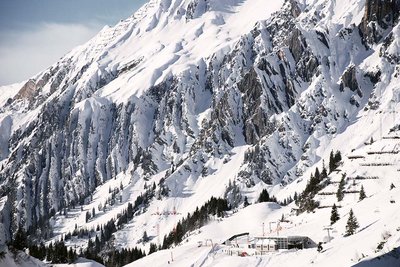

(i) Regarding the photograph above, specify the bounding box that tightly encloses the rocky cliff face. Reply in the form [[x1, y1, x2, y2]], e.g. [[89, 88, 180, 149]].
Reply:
[[360, 0, 400, 43], [0, 0, 399, 253]]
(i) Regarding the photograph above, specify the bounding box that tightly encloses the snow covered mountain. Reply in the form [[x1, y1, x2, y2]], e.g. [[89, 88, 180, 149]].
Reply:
[[0, 0, 400, 266]]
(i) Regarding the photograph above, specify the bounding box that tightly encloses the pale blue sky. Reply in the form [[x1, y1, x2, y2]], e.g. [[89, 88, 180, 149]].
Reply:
[[0, 0, 148, 85]]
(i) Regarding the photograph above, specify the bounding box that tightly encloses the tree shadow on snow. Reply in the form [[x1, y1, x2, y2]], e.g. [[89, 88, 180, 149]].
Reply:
[[357, 220, 379, 233]]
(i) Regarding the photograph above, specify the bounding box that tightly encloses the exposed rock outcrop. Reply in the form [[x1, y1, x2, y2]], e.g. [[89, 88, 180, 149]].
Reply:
[[359, 0, 400, 44]]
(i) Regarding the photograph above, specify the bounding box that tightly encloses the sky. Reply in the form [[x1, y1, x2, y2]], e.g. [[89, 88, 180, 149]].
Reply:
[[0, 0, 148, 86]]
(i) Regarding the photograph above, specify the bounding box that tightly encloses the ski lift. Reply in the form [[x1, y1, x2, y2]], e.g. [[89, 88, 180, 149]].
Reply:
[[323, 226, 333, 243]]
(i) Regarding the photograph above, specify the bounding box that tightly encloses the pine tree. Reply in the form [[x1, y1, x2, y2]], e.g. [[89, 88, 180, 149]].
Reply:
[[142, 231, 149, 243], [243, 196, 250, 207], [47, 242, 53, 262], [86, 211, 91, 223], [127, 202, 133, 220], [321, 164, 328, 179], [329, 150, 342, 173], [95, 236, 101, 253], [329, 150, 335, 173], [67, 247, 76, 263], [390, 183, 396, 190], [334, 151, 342, 166], [315, 167, 321, 182], [336, 175, 345, 201], [13, 225, 28, 250], [359, 185, 366, 201], [345, 209, 359, 236], [304, 172, 321, 196], [257, 189, 270, 203], [149, 243, 158, 254], [330, 204, 340, 225]]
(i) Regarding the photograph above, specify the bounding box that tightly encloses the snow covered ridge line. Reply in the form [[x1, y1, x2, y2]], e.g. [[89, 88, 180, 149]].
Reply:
[[0, 0, 286, 107], [1, 0, 400, 266]]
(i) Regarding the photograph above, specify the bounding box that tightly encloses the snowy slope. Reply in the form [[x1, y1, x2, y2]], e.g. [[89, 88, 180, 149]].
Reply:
[[129, 134, 400, 267], [0, 249, 46, 267], [53, 258, 106, 267]]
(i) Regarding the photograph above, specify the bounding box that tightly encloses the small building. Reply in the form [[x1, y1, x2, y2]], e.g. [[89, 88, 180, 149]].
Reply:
[[255, 239, 278, 254], [223, 232, 249, 246], [222, 233, 256, 256], [254, 236, 315, 251], [223, 234, 316, 256]]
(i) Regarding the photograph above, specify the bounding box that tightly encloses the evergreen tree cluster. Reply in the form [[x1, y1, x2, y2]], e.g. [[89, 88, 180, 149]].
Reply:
[[64, 226, 91, 240], [11, 226, 74, 264], [279, 195, 294, 206], [105, 247, 145, 267], [27, 183, 156, 266], [149, 243, 158, 254], [26, 215, 53, 240], [12, 226, 28, 250], [25, 190, 94, 240], [158, 178, 170, 199], [257, 188, 271, 203], [106, 185, 124, 208], [84, 218, 122, 263], [46, 241, 76, 264], [295, 165, 328, 213], [84, 218, 118, 258], [256, 188, 295, 208], [257, 189, 275, 203], [84, 186, 157, 264], [117, 202, 135, 227], [162, 197, 230, 249], [117, 185, 155, 227], [28, 241, 77, 264], [10, 170, 159, 266], [27, 243, 46, 260]]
